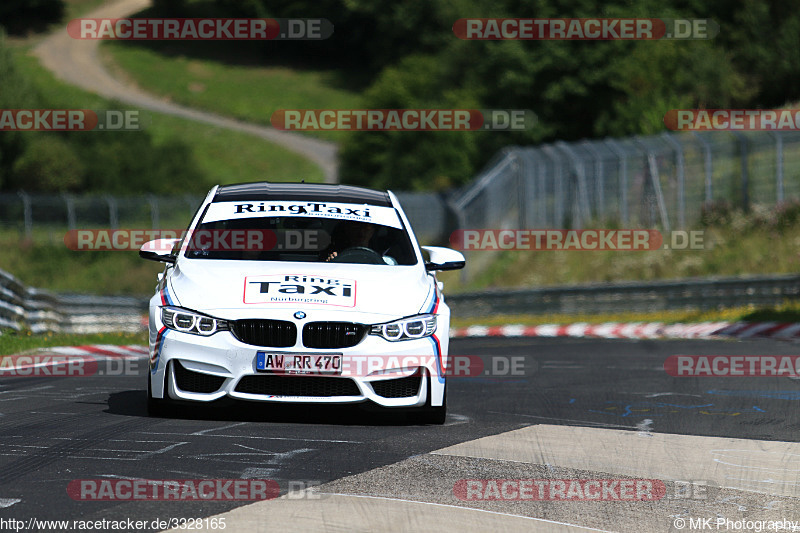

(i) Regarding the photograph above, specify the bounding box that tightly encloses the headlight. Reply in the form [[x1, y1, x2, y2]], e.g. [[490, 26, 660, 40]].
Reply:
[[161, 307, 229, 336], [369, 314, 437, 341]]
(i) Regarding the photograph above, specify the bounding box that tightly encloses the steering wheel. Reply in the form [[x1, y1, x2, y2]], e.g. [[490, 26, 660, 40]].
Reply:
[[330, 246, 384, 264]]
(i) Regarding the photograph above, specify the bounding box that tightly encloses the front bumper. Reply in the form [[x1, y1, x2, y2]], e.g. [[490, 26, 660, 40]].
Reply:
[[149, 326, 447, 408]]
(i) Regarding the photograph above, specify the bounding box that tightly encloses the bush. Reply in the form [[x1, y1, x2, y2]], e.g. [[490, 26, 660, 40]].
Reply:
[[73, 133, 205, 194], [10, 135, 84, 192], [700, 200, 800, 234], [700, 200, 736, 228], [774, 200, 800, 229]]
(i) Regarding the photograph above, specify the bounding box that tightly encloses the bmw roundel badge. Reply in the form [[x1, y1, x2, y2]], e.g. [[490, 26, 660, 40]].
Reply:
[[294, 311, 306, 320]]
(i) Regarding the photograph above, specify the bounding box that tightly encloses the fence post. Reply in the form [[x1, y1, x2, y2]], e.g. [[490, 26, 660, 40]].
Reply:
[[541, 145, 565, 227], [582, 141, 605, 221], [605, 139, 629, 224], [535, 150, 547, 226], [732, 132, 750, 211], [18, 191, 32, 240], [105, 195, 119, 229], [770, 132, 784, 203], [556, 141, 591, 228], [661, 133, 685, 228], [511, 152, 525, 228], [148, 195, 159, 230], [635, 137, 670, 231], [692, 132, 713, 204], [184, 195, 198, 216], [63, 193, 76, 231], [518, 149, 537, 227]]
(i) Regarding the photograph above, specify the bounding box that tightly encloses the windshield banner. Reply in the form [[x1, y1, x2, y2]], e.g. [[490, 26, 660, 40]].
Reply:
[[203, 201, 402, 228]]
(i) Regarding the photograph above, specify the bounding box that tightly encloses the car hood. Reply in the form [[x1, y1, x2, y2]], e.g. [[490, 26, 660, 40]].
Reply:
[[166, 259, 432, 319]]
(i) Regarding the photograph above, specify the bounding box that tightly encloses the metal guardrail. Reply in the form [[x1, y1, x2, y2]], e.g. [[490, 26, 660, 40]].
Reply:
[[0, 269, 147, 334], [446, 274, 800, 318]]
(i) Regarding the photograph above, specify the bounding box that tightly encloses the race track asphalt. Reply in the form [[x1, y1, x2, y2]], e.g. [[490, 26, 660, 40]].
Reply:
[[0, 337, 798, 531]]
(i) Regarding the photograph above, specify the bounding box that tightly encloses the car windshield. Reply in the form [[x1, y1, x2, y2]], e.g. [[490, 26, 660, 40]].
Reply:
[[183, 215, 418, 265]]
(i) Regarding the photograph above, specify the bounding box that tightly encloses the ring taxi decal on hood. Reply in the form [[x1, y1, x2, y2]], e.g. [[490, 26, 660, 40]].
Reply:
[[243, 274, 357, 307], [202, 201, 403, 229]]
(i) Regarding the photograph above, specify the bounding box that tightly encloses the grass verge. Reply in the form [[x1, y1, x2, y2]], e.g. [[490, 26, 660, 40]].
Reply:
[[12, 46, 324, 186], [0, 230, 161, 295], [0, 330, 146, 356], [63, 0, 107, 19], [102, 40, 361, 142], [4, 220, 800, 298], [439, 224, 800, 293]]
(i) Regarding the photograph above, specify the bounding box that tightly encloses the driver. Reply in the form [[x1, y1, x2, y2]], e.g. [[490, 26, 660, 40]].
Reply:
[[324, 221, 376, 261]]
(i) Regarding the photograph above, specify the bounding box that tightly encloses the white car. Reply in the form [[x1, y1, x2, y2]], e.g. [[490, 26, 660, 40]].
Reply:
[[140, 182, 465, 424]]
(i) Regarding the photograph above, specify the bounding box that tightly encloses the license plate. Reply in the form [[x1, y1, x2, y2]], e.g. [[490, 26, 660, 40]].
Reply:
[[256, 352, 342, 375]]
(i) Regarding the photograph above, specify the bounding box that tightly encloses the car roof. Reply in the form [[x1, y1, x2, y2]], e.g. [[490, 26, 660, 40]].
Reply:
[[212, 182, 393, 207]]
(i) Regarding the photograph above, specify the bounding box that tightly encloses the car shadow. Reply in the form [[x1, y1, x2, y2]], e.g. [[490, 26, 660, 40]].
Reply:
[[106, 389, 431, 426]]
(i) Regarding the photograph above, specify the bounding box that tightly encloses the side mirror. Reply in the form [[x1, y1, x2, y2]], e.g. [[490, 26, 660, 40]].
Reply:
[[421, 246, 465, 271], [139, 238, 179, 264]]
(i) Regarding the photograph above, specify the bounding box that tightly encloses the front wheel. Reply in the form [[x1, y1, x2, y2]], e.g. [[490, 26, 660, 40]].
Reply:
[[146, 371, 172, 417]]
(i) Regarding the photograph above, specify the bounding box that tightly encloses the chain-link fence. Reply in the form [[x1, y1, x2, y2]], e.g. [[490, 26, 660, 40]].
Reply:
[[3, 131, 799, 245], [456, 131, 800, 231], [0, 192, 205, 235], [0, 191, 453, 245]]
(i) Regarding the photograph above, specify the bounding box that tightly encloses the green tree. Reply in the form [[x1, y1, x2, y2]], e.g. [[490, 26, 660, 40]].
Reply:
[[0, 32, 36, 190], [0, 0, 64, 35], [595, 41, 753, 136], [10, 135, 84, 192], [340, 55, 483, 191], [721, 0, 800, 106]]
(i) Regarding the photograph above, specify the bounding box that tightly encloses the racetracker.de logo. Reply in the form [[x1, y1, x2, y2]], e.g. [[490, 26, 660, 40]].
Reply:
[[453, 18, 717, 40], [664, 355, 800, 377], [665, 109, 800, 131], [454, 479, 666, 501], [64, 229, 327, 252], [450, 230, 706, 251], [254, 355, 530, 378], [0, 355, 96, 377], [270, 109, 536, 131], [67, 479, 279, 501], [0, 109, 142, 131], [67, 18, 333, 40], [0, 354, 142, 377]]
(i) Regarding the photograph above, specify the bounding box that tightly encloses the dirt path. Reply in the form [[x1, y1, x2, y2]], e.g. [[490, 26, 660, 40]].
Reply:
[[33, 0, 339, 183]]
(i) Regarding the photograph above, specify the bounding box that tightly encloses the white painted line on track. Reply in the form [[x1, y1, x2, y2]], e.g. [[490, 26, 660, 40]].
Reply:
[[140, 431, 362, 444], [0, 498, 20, 508], [487, 411, 640, 430], [191, 422, 247, 435], [317, 493, 615, 532]]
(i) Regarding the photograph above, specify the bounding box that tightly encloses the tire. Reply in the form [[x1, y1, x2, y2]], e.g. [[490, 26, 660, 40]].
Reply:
[[146, 369, 172, 417], [415, 377, 446, 425]]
